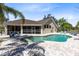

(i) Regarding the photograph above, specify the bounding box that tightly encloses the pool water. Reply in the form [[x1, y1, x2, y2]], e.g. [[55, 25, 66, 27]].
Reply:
[[31, 34, 71, 42]]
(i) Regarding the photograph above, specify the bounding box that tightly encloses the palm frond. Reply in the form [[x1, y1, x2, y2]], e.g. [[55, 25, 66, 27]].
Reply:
[[0, 4, 5, 24], [3, 5, 25, 19]]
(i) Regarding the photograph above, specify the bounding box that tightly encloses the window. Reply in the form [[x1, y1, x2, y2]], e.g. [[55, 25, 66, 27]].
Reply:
[[44, 25, 46, 28], [44, 25, 51, 28], [49, 25, 51, 28]]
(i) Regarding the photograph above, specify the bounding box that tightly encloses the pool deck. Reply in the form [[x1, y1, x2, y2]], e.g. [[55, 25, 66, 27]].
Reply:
[[0, 33, 79, 56], [37, 38, 79, 56]]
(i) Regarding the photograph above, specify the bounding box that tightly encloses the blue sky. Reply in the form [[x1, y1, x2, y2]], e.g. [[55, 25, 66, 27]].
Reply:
[[5, 3, 79, 26]]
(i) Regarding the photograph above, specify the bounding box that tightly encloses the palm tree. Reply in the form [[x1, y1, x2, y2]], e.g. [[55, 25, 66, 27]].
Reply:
[[0, 3, 25, 33]]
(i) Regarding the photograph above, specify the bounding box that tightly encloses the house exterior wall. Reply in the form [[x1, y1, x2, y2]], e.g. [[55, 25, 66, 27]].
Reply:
[[50, 23, 57, 32], [42, 23, 57, 34], [5, 25, 57, 35], [43, 28, 52, 34], [41, 26, 43, 34]]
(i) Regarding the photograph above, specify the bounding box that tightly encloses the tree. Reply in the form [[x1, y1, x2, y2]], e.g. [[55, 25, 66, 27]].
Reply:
[[0, 3, 25, 32], [58, 17, 67, 26], [58, 17, 73, 31], [58, 17, 67, 31], [75, 21, 79, 32], [76, 21, 79, 29], [61, 22, 73, 31]]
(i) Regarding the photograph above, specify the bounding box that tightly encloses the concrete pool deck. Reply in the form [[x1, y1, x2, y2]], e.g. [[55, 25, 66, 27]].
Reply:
[[0, 33, 79, 56], [37, 38, 79, 56]]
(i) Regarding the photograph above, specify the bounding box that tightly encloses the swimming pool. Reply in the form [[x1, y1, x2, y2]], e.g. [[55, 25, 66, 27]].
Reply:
[[31, 34, 71, 42]]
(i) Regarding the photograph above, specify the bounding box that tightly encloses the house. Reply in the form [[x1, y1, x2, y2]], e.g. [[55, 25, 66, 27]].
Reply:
[[4, 14, 58, 35]]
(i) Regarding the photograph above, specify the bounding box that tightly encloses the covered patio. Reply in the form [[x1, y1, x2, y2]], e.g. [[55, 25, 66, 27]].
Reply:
[[7, 25, 41, 35]]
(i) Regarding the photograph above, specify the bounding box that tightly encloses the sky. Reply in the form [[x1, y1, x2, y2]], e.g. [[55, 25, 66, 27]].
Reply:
[[5, 3, 79, 26]]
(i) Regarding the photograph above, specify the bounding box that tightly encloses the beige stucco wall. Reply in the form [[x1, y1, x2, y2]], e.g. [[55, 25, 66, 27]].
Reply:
[[42, 23, 57, 34], [43, 28, 52, 34], [50, 23, 57, 32]]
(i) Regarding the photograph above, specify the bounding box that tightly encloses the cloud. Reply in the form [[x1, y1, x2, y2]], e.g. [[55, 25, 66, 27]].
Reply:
[[5, 3, 79, 26], [18, 4, 59, 13]]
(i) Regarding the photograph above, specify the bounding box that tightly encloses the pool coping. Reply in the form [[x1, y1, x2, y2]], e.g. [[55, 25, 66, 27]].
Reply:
[[21, 32, 74, 37]]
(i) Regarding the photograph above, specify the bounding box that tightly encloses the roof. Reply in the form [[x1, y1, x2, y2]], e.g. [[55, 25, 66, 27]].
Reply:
[[5, 17, 58, 28], [5, 19, 42, 26]]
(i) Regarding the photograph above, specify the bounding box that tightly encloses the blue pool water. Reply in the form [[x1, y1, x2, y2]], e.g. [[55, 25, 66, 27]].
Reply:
[[31, 34, 71, 42]]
